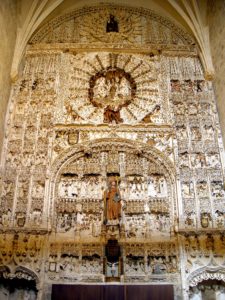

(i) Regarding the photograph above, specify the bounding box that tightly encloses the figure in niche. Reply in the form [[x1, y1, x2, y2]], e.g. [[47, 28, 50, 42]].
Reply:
[[171, 80, 181, 92], [107, 261, 119, 277], [185, 212, 195, 227], [201, 212, 211, 228], [195, 80, 203, 92], [2, 209, 12, 226], [103, 105, 123, 124], [147, 177, 157, 197], [215, 210, 224, 227], [106, 15, 119, 33], [89, 67, 135, 123], [183, 80, 194, 92], [152, 257, 167, 274], [104, 177, 121, 224]]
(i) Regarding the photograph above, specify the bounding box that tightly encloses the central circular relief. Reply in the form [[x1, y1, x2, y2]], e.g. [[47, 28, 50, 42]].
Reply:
[[89, 67, 136, 110]]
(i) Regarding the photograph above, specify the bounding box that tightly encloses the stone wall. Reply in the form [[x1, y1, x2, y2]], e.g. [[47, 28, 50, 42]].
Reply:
[[1, 4, 225, 300], [208, 0, 225, 146], [0, 0, 17, 156]]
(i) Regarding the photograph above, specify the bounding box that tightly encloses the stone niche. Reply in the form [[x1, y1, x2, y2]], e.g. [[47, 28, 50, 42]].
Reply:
[[53, 140, 175, 241]]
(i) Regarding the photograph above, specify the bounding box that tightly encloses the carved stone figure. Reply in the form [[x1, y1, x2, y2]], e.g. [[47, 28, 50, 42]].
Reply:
[[211, 181, 224, 198], [185, 212, 196, 227], [195, 80, 204, 92], [104, 178, 121, 223], [188, 103, 199, 115], [176, 126, 188, 140], [203, 125, 214, 140], [196, 181, 208, 198], [206, 154, 221, 168], [68, 132, 79, 145], [1, 6, 225, 298], [2, 209, 12, 227], [191, 153, 205, 168], [190, 127, 201, 140], [106, 15, 119, 33], [152, 257, 167, 274], [106, 261, 119, 277], [141, 105, 161, 123], [103, 105, 123, 124], [215, 210, 224, 228], [179, 152, 189, 168], [171, 80, 181, 92], [201, 212, 211, 228], [182, 182, 194, 198], [182, 80, 194, 92]]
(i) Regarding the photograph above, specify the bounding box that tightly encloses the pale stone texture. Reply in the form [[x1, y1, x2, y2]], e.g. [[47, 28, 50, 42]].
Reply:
[[1, 4, 225, 300], [0, 0, 17, 156], [208, 0, 225, 145]]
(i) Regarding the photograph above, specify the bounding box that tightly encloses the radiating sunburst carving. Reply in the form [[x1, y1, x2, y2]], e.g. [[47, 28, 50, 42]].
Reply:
[[79, 11, 142, 44], [64, 52, 161, 124]]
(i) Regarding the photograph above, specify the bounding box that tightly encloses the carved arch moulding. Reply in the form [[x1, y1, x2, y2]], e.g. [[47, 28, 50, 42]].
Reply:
[[29, 4, 196, 54], [188, 267, 225, 287], [0, 265, 39, 285], [51, 138, 175, 177], [48, 138, 177, 239]]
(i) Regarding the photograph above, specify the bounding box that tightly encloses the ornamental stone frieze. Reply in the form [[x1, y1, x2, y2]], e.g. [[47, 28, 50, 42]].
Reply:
[[1, 4, 225, 300]]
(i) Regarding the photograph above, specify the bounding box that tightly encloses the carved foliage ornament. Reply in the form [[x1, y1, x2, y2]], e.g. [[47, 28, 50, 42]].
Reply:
[[189, 270, 225, 287]]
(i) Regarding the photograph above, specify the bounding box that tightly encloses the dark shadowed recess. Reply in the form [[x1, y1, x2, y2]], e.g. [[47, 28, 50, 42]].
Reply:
[[51, 284, 174, 300]]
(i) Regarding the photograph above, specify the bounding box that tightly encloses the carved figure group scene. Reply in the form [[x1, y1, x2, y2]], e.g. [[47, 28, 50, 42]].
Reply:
[[0, 4, 225, 300], [54, 147, 172, 241]]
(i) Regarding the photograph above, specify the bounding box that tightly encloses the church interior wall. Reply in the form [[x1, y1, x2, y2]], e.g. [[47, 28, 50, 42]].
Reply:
[[0, 3, 225, 300], [0, 0, 17, 157], [208, 0, 225, 146]]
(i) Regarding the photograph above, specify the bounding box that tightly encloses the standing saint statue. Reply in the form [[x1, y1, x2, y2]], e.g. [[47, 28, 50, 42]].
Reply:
[[104, 178, 121, 223]]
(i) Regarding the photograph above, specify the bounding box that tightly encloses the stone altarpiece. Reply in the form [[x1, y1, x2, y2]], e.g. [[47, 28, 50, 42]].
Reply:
[[0, 4, 225, 300]]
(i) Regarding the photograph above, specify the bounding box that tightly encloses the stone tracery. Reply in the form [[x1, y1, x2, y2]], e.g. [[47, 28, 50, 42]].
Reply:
[[51, 139, 175, 241], [0, 4, 225, 299]]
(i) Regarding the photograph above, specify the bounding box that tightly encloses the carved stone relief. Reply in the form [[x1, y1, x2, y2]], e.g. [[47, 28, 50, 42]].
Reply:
[[29, 5, 195, 50], [53, 52, 162, 125], [0, 5, 225, 300]]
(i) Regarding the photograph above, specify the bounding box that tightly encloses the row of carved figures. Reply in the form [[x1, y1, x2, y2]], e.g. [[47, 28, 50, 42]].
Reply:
[[58, 175, 168, 199]]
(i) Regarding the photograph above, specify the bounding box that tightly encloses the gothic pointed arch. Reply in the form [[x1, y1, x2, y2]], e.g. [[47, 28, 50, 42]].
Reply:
[[49, 138, 176, 238], [29, 4, 195, 49], [188, 266, 225, 287], [51, 138, 175, 179]]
